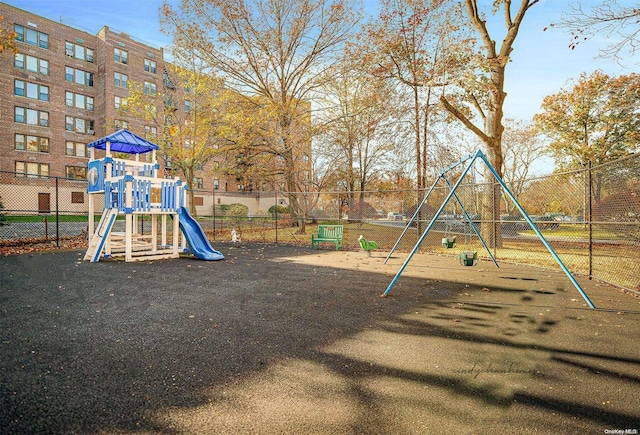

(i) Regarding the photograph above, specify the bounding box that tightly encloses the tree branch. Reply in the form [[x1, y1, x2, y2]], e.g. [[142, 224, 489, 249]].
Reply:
[[439, 95, 489, 143]]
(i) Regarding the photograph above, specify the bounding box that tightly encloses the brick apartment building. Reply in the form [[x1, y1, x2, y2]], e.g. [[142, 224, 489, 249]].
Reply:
[[0, 2, 303, 216]]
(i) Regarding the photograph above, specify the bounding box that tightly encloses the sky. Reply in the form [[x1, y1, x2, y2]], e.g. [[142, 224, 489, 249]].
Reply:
[[4, 0, 637, 121]]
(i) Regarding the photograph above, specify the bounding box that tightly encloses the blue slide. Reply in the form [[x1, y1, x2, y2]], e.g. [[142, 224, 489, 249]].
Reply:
[[176, 207, 225, 261]]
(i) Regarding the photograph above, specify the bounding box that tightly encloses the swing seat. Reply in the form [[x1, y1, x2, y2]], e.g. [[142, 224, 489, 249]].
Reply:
[[459, 251, 478, 266], [358, 235, 378, 256], [442, 236, 456, 249]]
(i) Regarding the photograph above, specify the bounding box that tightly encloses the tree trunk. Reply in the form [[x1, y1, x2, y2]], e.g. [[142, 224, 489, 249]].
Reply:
[[481, 68, 506, 249], [417, 88, 433, 238], [413, 84, 422, 190]]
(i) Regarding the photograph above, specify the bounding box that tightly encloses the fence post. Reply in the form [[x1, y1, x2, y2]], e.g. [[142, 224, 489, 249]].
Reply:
[[212, 186, 216, 242], [587, 160, 593, 280], [55, 176, 59, 247]]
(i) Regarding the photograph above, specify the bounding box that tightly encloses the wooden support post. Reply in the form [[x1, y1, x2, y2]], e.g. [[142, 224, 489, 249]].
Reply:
[[161, 215, 167, 247], [151, 214, 158, 252], [172, 211, 179, 257], [125, 173, 133, 262]]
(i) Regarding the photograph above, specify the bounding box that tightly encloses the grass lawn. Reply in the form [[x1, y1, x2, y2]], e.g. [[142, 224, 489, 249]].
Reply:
[[520, 223, 621, 239], [3, 214, 91, 223]]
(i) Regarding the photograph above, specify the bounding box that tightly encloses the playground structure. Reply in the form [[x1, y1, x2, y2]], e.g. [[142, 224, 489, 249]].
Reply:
[[84, 129, 224, 263], [383, 150, 596, 309]]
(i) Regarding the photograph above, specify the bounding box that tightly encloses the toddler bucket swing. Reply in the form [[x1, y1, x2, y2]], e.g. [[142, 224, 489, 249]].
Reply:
[[458, 250, 478, 266], [442, 234, 456, 249], [458, 215, 477, 266]]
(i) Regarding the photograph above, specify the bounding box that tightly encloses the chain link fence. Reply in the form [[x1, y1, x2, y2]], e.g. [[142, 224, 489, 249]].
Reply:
[[1, 154, 639, 294], [0, 171, 91, 246]]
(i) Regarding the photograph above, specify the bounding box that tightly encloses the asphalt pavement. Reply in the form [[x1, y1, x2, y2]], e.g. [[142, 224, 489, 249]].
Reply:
[[1, 243, 639, 434]]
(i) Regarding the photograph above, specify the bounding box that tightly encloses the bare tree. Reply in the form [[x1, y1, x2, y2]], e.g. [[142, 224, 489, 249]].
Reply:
[[501, 118, 547, 214], [363, 0, 467, 189], [161, 0, 362, 233], [556, 0, 640, 62], [315, 57, 397, 207], [439, 0, 540, 247]]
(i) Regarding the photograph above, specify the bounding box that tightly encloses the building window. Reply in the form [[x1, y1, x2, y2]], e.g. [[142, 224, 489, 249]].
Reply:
[[15, 25, 49, 49], [14, 24, 24, 41], [144, 125, 157, 139], [66, 92, 94, 111], [66, 141, 87, 157], [184, 100, 192, 112], [193, 177, 203, 189], [147, 104, 158, 118], [114, 120, 129, 130], [144, 58, 157, 74], [114, 72, 128, 88], [66, 166, 87, 180], [71, 192, 85, 203], [165, 96, 176, 111], [65, 41, 94, 62], [65, 116, 94, 134], [14, 107, 49, 127], [65, 67, 94, 87], [14, 53, 49, 75], [15, 134, 49, 153], [114, 96, 128, 109], [13, 53, 23, 69], [143, 81, 157, 95], [15, 161, 49, 178], [114, 48, 128, 64], [214, 178, 219, 190], [14, 80, 49, 101]]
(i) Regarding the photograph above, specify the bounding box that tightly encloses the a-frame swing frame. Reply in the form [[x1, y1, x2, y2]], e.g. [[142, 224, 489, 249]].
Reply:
[[382, 150, 596, 309], [384, 161, 499, 268]]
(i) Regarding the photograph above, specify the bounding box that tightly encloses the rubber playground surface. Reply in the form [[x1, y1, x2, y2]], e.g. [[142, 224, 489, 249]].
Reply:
[[1, 243, 639, 434]]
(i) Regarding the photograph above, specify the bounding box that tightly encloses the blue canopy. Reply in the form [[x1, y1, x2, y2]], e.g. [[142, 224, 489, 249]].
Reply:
[[87, 129, 160, 154]]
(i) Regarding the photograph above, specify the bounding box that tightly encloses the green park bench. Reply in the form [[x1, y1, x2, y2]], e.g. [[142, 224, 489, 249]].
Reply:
[[311, 225, 344, 250]]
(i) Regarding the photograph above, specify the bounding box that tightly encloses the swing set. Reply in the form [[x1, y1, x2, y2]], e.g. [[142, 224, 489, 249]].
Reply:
[[382, 150, 596, 309]]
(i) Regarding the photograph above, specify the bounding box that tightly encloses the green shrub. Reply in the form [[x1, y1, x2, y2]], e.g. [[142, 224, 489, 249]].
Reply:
[[268, 205, 290, 215], [225, 203, 249, 230], [227, 203, 249, 218]]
